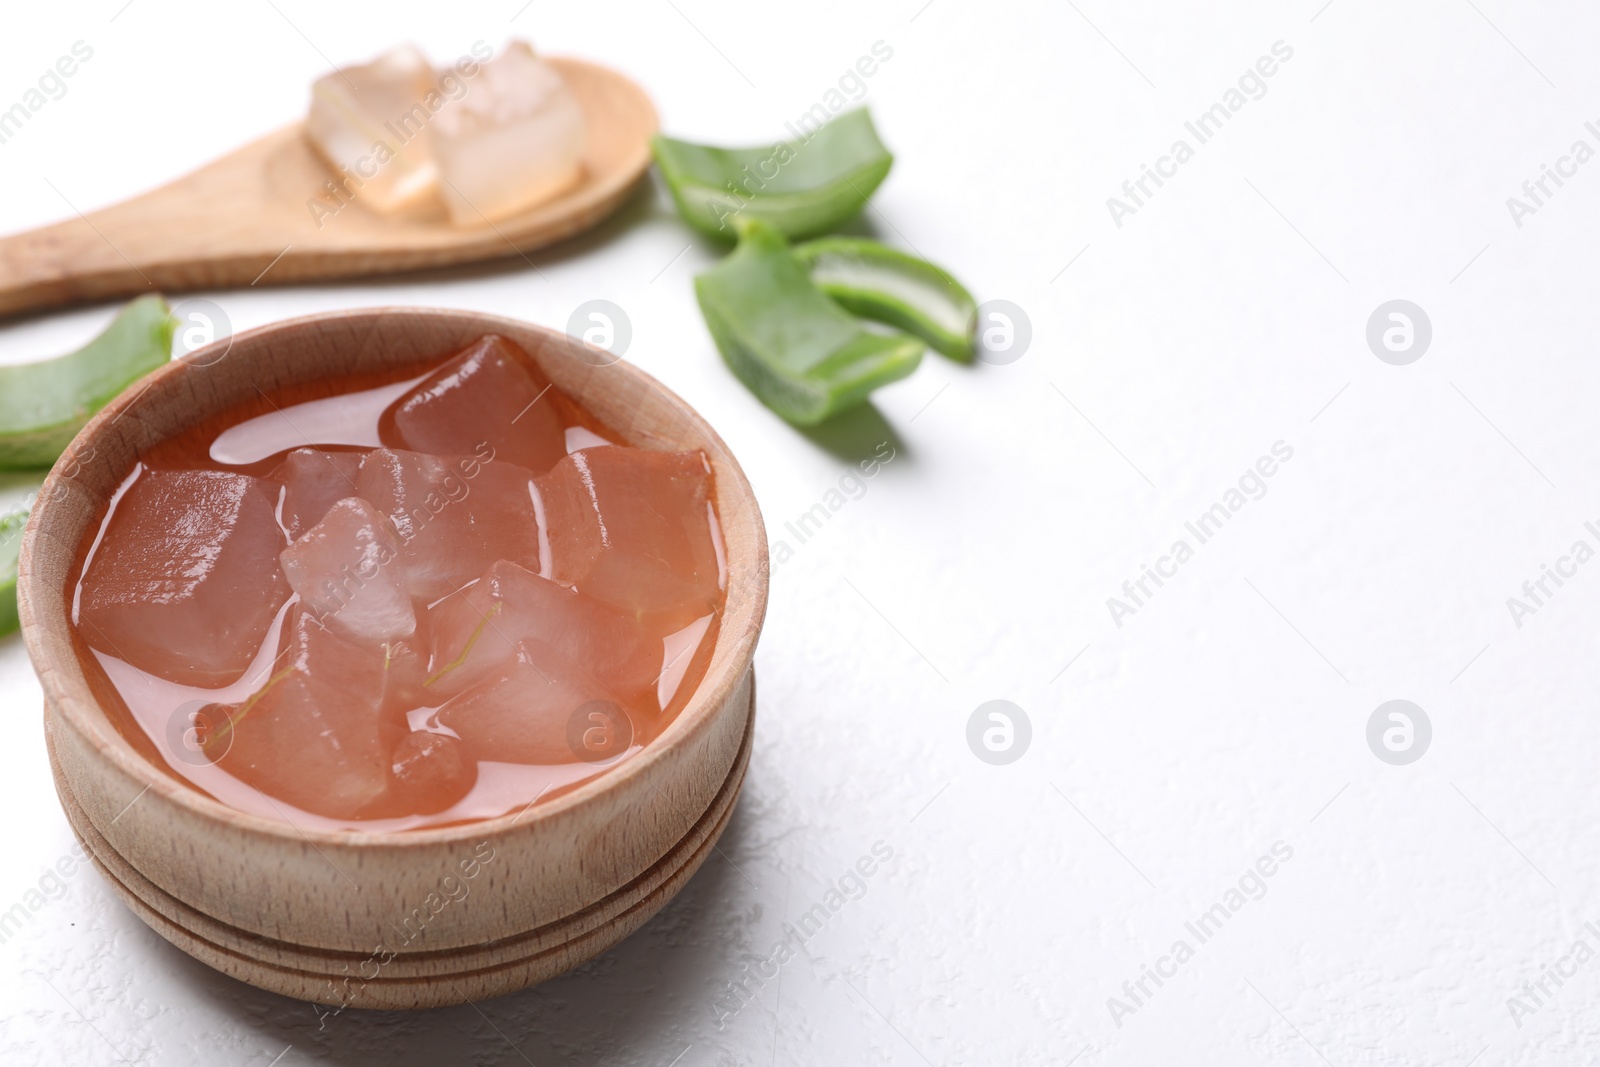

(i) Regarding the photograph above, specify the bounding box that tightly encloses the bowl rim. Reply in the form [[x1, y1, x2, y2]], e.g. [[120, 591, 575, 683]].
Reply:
[[19, 305, 769, 849]]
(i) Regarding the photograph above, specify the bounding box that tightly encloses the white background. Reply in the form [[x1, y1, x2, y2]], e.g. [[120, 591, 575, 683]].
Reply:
[[2, 1, 1598, 1063]]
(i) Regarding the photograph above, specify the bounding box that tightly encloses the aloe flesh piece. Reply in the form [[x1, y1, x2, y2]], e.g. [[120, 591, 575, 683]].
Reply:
[[794, 237, 977, 361], [695, 220, 924, 426], [0, 295, 176, 470], [653, 108, 893, 242], [0, 504, 25, 638]]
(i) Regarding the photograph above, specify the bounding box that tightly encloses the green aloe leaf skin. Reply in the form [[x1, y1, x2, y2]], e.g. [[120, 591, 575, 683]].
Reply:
[[0, 504, 26, 638], [653, 108, 894, 243], [695, 220, 924, 426], [0, 294, 176, 470], [793, 237, 978, 361]]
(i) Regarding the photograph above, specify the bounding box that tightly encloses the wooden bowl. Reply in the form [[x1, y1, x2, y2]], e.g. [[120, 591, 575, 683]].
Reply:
[[17, 307, 768, 1009]]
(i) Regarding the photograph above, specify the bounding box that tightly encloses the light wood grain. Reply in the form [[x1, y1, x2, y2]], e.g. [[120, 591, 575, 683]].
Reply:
[[47, 677, 753, 1008], [17, 308, 768, 1006], [0, 58, 657, 319]]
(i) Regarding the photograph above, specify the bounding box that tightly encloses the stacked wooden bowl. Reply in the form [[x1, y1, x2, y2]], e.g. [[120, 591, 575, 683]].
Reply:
[[18, 308, 768, 1008]]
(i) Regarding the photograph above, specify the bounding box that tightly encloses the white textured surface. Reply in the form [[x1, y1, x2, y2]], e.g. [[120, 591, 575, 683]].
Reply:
[[2, 1, 1598, 1063]]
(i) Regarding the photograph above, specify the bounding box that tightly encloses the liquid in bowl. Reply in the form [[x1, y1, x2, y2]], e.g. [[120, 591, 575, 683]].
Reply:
[[70, 333, 728, 832]]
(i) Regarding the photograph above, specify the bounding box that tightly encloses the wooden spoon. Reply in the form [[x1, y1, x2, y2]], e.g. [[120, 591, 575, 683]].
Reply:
[[0, 58, 657, 319]]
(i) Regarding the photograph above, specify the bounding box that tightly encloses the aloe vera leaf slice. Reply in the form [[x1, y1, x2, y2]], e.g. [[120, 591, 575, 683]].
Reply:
[[0, 502, 27, 638], [794, 237, 977, 361], [653, 108, 893, 243], [695, 220, 923, 425], [0, 295, 175, 470]]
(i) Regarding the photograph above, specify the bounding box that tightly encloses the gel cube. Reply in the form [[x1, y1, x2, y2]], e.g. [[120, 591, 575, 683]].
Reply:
[[382, 335, 567, 476], [438, 639, 631, 764], [424, 559, 660, 708], [211, 609, 397, 819], [535, 447, 721, 628], [356, 447, 542, 602], [430, 41, 586, 224], [273, 448, 364, 540], [305, 45, 442, 217], [78, 469, 289, 687], [280, 497, 415, 643]]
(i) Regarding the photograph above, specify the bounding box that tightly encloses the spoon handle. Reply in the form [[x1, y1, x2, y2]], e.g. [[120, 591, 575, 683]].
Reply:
[[0, 127, 306, 318]]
